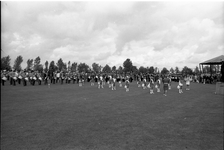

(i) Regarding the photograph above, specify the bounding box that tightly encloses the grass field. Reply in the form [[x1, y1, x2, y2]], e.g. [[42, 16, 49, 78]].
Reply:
[[1, 81, 223, 150]]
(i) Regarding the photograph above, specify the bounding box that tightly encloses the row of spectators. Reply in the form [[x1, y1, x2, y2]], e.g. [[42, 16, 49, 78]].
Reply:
[[170, 74, 222, 84]]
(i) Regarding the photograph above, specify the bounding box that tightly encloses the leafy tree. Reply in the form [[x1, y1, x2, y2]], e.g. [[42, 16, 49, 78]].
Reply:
[[44, 61, 49, 72], [13, 55, 23, 71], [57, 58, 64, 71], [71, 62, 78, 72], [49, 61, 56, 72], [118, 66, 123, 74], [26, 59, 33, 70], [1, 55, 12, 70], [132, 66, 138, 73], [139, 66, 147, 74], [123, 58, 133, 73], [175, 67, 180, 74], [33, 56, 42, 72], [112, 66, 116, 72], [78, 63, 89, 73], [102, 64, 111, 73], [182, 66, 193, 75], [161, 67, 169, 74], [63, 62, 67, 71], [148, 66, 154, 74], [170, 67, 174, 74], [92, 62, 101, 73]]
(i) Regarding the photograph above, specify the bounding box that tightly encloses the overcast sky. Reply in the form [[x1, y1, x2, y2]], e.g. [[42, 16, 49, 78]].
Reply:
[[1, 1, 224, 70]]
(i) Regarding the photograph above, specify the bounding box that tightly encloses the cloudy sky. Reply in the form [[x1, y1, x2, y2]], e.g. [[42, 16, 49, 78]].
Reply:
[[1, 1, 224, 70]]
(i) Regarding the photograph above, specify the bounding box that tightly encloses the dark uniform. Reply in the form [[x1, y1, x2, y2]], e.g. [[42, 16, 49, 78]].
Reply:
[[21, 71, 27, 86], [12, 71, 17, 86], [60, 72, 65, 84], [17, 71, 22, 84]]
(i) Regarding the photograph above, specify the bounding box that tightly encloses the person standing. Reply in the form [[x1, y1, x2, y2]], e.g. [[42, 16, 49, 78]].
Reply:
[[143, 77, 147, 90], [162, 75, 170, 96], [98, 75, 104, 89], [8, 70, 13, 85], [155, 77, 161, 93], [149, 77, 155, 94], [17, 70, 22, 84], [1, 70, 7, 86], [125, 76, 130, 92], [178, 78, 184, 93], [112, 76, 116, 90], [12, 70, 17, 86], [185, 75, 192, 90], [21, 70, 27, 86], [37, 71, 42, 85]]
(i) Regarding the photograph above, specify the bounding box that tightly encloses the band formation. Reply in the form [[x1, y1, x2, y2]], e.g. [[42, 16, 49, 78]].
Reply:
[[1, 69, 196, 96]]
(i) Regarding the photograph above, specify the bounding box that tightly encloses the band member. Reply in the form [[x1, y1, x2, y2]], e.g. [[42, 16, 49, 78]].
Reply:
[[8, 70, 13, 85], [137, 75, 141, 87], [155, 77, 161, 92], [162, 75, 170, 96], [17, 70, 22, 84], [98, 75, 103, 89], [60, 71, 65, 84], [78, 75, 82, 86], [1, 70, 7, 86], [178, 78, 184, 93], [90, 75, 95, 86], [108, 75, 112, 88], [125, 76, 130, 92], [68, 72, 72, 84], [56, 71, 60, 83], [52, 71, 56, 84], [149, 77, 155, 94], [185, 75, 192, 90], [112, 76, 116, 90], [12, 70, 17, 86], [142, 77, 147, 89], [118, 75, 122, 87], [32, 71, 37, 86], [81, 75, 85, 86], [37, 71, 42, 85], [65, 72, 68, 84], [73, 73, 77, 84], [28, 70, 33, 85], [21, 70, 28, 86], [168, 75, 172, 90], [43, 71, 48, 85]]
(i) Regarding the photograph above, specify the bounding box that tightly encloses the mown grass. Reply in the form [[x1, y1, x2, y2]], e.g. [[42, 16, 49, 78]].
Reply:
[[1, 81, 223, 150]]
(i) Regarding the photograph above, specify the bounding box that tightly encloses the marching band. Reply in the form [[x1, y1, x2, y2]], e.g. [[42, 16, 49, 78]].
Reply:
[[1, 69, 194, 95]]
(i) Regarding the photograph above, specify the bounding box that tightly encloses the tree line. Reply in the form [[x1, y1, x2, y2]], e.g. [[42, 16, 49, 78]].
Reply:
[[1, 55, 212, 75]]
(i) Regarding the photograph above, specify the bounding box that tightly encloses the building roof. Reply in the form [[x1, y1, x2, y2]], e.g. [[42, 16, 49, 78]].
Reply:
[[200, 55, 224, 65]]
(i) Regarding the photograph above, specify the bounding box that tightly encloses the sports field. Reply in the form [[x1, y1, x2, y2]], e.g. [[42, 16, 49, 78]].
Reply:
[[1, 81, 223, 150]]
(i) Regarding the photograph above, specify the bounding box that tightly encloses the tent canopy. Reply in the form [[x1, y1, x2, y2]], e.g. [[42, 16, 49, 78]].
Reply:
[[200, 55, 224, 65]]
